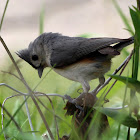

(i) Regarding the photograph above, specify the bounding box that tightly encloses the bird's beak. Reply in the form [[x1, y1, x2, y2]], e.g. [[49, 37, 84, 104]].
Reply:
[[38, 66, 44, 78]]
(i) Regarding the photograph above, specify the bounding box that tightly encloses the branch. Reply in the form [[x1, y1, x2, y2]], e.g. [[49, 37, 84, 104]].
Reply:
[[96, 50, 133, 95], [1, 70, 21, 81]]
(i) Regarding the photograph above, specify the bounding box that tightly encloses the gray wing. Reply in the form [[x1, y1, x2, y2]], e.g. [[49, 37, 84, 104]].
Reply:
[[49, 35, 133, 67]]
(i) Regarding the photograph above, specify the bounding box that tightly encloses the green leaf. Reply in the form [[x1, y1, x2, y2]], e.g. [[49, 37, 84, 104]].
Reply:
[[109, 75, 140, 93], [130, 7, 140, 80], [94, 107, 138, 128], [130, 7, 140, 41]]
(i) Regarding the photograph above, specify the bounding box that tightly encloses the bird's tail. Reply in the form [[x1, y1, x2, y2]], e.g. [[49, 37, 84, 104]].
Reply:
[[114, 36, 134, 51]]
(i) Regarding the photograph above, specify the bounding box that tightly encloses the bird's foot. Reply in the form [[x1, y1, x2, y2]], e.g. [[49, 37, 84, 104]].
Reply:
[[72, 92, 97, 107], [64, 93, 97, 118]]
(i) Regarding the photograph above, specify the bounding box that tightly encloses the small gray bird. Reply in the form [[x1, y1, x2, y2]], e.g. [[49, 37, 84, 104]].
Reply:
[[17, 33, 134, 94]]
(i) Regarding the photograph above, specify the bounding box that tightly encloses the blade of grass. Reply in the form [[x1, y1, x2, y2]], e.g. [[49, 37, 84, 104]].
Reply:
[[24, 96, 35, 138], [0, 103, 22, 132], [129, 5, 140, 140], [39, 4, 45, 34], [116, 124, 121, 140], [130, 6, 140, 118], [0, 0, 9, 31], [0, 97, 30, 135], [117, 74, 129, 140], [36, 96, 60, 140], [130, 7, 140, 79]]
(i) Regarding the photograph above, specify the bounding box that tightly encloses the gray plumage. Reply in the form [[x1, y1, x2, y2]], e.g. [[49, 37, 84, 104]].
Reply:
[[50, 35, 134, 67], [17, 32, 134, 94]]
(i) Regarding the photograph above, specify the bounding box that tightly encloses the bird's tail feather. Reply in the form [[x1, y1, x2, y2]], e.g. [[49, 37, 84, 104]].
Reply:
[[114, 36, 134, 51]]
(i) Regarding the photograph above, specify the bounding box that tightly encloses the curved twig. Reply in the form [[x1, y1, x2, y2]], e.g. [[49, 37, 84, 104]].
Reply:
[[0, 83, 28, 95], [34, 92, 66, 99]]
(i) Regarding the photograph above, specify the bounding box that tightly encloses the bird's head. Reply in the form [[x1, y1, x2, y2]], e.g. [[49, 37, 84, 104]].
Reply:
[[16, 34, 48, 78]]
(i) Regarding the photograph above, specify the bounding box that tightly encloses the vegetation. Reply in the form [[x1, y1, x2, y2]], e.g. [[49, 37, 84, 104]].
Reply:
[[0, 0, 140, 140]]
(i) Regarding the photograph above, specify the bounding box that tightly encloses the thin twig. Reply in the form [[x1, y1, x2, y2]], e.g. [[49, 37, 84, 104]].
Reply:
[[0, 36, 54, 140], [1, 94, 21, 129], [0, 38, 33, 137], [24, 96, 36, 138], [96, 50, 134, 95], [0, 38, 34, 137], [0, 36, 31, 91], [1, 68, 33, 132], [36, 96, 60, 139], [37, 94, 60, 139], [103, 50, 134, 98], [35, 92, 66, 99], [0, 97, 31, 136], [1, 70, 21, 81], [0, 83, 28, 96], [1, 94, 21, 139], [32, 94, 55, 139], [1, 70, 43, 138], [0, 73, 65, 99], [0, 103, 22, 134], [1, 94, 22, 131], [0, 84, 66, 99], [1, 93, 71, 127]]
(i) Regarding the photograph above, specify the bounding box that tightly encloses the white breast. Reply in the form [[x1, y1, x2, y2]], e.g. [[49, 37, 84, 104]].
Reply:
[[53, 61, 111, 83]]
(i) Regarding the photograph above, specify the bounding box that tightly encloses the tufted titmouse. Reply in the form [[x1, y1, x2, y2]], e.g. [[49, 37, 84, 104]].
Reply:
[[17, 33, 134, 94]]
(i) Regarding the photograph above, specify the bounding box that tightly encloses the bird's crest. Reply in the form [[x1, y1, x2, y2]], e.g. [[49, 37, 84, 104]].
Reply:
[[16, 49, 31, 65]]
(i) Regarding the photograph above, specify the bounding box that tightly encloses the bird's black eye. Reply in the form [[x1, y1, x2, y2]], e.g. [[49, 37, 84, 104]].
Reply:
[[32, 55, 38, 61]]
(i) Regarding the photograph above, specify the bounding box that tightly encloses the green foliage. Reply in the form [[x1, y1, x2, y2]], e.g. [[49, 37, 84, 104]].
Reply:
[[130, 7, 140, 79], [109, 75, 140, 93], [0, 0, 140, 140], [94, 107, 138, 128]]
